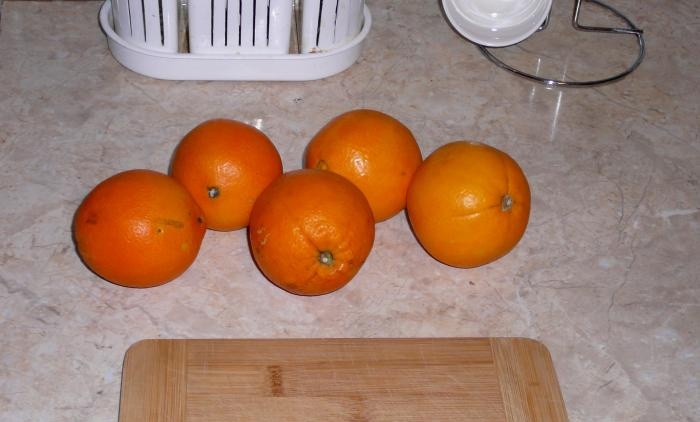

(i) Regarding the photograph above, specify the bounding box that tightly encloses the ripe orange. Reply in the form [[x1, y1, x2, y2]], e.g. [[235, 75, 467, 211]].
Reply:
[[248, 169, 375, 296], [170, 118, 283, 231], [73, 169, 207, 288], [304, 109, 422, 222], [406, 141, 531, 268]]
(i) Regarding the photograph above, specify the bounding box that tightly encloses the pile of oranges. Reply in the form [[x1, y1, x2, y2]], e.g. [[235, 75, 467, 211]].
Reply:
[[73, 109, 530, 295]]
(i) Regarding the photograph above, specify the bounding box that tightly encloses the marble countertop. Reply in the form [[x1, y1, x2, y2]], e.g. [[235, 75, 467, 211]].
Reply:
[[1, 1, 698, 421]]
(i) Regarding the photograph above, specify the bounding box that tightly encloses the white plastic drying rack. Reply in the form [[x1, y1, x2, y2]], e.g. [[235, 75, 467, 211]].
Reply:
[[99, 0, 372, 81]]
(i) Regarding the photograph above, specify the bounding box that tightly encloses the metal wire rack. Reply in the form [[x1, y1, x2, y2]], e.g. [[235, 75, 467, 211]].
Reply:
[[478, 0, 645, 87]]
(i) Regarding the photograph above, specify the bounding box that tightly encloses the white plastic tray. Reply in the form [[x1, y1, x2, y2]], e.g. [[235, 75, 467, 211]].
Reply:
[[99, 0, 372, 81]]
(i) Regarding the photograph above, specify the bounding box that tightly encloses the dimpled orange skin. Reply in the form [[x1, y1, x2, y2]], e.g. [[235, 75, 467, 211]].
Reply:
[[406, 141, 531, 268], [248, 169, 375, 296], [304, 109, 423, 222], [170, 119, 283, 231], [73, 170, 207, 288]]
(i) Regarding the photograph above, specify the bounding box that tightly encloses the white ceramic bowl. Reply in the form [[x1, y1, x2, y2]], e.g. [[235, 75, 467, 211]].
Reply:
[[442, 0, 552, 47]]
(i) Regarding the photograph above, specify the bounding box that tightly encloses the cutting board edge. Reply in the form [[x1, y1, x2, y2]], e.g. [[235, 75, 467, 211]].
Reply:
[[119, 339, 188, 422], [123, 336, 537, 345], [489, 337, 569, 422]]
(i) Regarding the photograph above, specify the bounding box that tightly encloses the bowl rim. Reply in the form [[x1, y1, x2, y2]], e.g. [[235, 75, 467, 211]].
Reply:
[[442, 0, 553, 47]]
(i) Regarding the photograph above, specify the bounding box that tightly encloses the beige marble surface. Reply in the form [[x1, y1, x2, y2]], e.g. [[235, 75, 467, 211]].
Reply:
[[1, 1, 699, 421]]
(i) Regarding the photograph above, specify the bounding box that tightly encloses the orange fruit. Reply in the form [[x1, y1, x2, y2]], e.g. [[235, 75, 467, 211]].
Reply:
[[304, 109, 422, 222], [406, 141, 531, 268], [170, 118, 283, 231], [73, 169, 206, 288], [248, 169, 375, 296]]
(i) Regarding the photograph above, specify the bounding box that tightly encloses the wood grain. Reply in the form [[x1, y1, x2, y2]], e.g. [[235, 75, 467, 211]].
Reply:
[[119, 338, 568, 422], [490, 338, 569, 422]]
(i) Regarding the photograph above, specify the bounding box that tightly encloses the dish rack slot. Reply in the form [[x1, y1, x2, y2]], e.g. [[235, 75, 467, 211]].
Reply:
[[112, 0, 179, 52], [189, 0, 293, 54], [301, 0, 365, 53]]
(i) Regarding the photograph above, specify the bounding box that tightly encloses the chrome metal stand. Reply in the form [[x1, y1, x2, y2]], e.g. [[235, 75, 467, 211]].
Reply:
[[479, 0, 645, 87]]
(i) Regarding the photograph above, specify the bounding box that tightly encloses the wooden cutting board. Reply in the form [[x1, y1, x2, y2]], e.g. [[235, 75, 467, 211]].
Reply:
[[119, 338, 568, 422]]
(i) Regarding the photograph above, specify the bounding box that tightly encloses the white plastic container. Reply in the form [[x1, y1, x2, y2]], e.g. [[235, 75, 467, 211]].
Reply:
[[442, 0, 552, 47], [111, 0, 179, 52], [188, 0, 293, 55], [301, 0, 365, 53], [99, 0, 371, 80]]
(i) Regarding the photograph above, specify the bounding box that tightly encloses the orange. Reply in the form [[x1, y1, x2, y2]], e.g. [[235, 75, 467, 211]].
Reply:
[[304, 109, 422, 222], [73, 169, 206, 288], [406, 141, 531, 268], [170, 118, 283, 231], [248, 169, 375, 296]]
